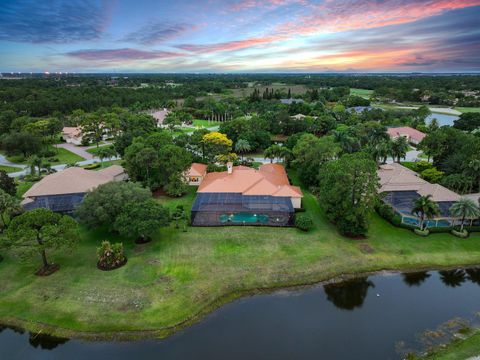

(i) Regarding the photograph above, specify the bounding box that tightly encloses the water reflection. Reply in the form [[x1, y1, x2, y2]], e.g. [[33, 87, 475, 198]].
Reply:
[[324, 277, 374, 310], [402, 272, 431, 287], [466, 268, 480, 285], [439, 269, 466, 288], [1, 325, 69, 350]]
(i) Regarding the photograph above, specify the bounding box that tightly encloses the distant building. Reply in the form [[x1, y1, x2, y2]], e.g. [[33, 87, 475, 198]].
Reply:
[[291, 114, 307, 120], [62, 126, 83, 145], [280, 98, 304, 105], [347, 106, 373, 114], [186, 163, 208, 186], [387, 126, 426, 145], [150, 108, 170, 127], [191, 163, 303, 226], [21, 165, 127, 213]]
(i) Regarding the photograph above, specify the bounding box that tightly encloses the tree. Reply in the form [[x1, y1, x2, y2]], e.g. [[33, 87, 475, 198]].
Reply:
[[0, 170, 16, 196], [1, 132, 42, 158], [412, 195, 440, 230], [0, 190, 22, 230], [453, 113, 480, 132], [96, 146, 117, 167], [318, 153, 378, 236], [164, 172, 189, 197], [202, 132, 233, 162], [3, 208, 79, 275], [464, 159, 480, 192], [29, 155, 43, 177], [114, 199, 170, 243], [391, 136, 409, 163], [235, 139, 251, 161], [420, 167, 444, 184], [449, 198, 480, 232], [81, 113, 104, 148], [76, 181, 151, 230], [171, 205, 186, 229]]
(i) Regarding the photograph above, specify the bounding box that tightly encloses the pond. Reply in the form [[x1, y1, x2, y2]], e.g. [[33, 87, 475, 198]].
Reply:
[[426, 113, 459, 126], [2, 269, 480, 359]]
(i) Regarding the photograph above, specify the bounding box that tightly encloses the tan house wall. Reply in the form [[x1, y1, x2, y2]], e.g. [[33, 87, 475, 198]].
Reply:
[[291, 197, 302, 209]]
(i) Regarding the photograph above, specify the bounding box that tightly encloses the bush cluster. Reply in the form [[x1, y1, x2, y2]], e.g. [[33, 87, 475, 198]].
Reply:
[[295, 214, 314, 231], [96, 240, 126, 270]]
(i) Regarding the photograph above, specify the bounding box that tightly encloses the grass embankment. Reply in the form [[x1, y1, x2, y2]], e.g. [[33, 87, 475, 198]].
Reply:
[[454, 107, 480, 113], [192, 119, 222, 127], [424, 330, 480, 359], [1, 175, 480, 340], [0, 165, 21, 173]]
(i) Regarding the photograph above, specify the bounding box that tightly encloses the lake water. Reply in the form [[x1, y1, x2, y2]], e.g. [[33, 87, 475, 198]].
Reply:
[[2, 269, 480, 360], [426, 113, 459, 126]]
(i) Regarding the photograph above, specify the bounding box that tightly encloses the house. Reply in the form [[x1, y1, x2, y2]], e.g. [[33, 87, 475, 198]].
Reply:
[[21, 165, 127, 213], [387, 126, 426, 145], [378, 163, 460, 226], [62, 126, 83, 145], [150, 108, 170, 127], [291, 114, 307, 120], [280, 98, 304, 105], [186, 163, 208, 186], [191, 163, 303, 226]]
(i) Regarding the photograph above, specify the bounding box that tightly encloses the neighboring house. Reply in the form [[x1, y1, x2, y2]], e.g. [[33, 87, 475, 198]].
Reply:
[[378, 163, 461, 227], [280, 98, 304, 105], [387, 126, 426, 146], [347, 106, 373, 114], [21, 165, 127, 213], [150, 108, 170, 127], [186, 163, 208, 186], [191, 163, 303, 226], [291, 113, 307, 120], [62, 126, 83, 145]]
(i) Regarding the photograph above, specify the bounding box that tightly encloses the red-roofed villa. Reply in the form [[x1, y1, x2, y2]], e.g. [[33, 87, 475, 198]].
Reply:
[[386, 126, 426, 145]]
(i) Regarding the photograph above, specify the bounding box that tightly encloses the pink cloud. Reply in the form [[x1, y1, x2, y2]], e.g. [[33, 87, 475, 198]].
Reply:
[[66, 48, 182, 61], [177, 35, 284, 53]]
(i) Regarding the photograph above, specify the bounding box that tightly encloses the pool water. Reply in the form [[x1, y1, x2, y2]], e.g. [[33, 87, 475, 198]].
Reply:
[[219, 213, 269, 224], [402, 216, 452, 228]]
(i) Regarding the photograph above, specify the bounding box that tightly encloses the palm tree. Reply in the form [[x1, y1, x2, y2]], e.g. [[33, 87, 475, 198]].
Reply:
[[449, 197, 480, 232], [96, 146, 117, 167], [235, 139, 251, 161], [464, 159, 480, 193], [263, 146, 276, 163], [412, 195, 440, 230], [29, 156, 42, 177], [391, 136, 409, 163]]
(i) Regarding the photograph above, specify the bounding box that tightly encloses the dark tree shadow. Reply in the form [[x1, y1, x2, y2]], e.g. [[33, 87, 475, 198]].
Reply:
[[402, 271, 431, 287], [324, 277, 375, 310], [439, 269, 466, 288], [28, 332, 69, 350]]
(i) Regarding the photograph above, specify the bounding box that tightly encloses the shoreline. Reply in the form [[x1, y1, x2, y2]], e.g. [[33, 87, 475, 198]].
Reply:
[[2, 262, 479, 342]]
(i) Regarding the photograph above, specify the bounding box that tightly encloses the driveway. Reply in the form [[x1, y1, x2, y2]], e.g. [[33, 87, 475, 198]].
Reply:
[[55, 143, 93, 160]]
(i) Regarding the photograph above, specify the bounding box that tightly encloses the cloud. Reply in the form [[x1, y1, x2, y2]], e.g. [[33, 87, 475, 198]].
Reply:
[[0, 0, 110, 43], [176, 35, 284, 54], [122, 22, 192, 45], [66, 48, 182, 61], [228, 0, 306, 11]]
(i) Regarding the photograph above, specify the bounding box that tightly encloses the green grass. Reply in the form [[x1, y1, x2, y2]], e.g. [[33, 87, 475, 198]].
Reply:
[[424, 330, 480, 359], [81, 159, 124, 170], [454, 107, 480, 113], [350, 88, 374, 98], [15, 180, 35, 199], [1, 171, 480, 339], [6, 146, 84, 165], [192, 119, 222, 127], [0, 165, 21, 173], [86, 145, 114, 156]]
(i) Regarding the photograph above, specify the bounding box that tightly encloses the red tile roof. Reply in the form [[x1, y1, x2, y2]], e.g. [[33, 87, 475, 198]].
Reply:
[[387, 126, 426, 143]]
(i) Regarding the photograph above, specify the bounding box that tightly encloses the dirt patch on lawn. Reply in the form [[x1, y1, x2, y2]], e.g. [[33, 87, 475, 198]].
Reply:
[[359, 243, 375, 254]]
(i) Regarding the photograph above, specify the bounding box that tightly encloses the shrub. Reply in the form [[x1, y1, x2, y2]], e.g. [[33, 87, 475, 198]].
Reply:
[[414, 228, 430, 237], [376, 202, 395, 222], [420, 167, 444, 183], [295, 214, 314, 231], [451, 229, 469, 238], [83, 163, 101, 170], [96, 241, 126, 270], [39, 149, 56, 158]]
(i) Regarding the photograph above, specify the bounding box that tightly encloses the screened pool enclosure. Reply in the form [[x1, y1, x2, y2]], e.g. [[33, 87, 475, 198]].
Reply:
[[191, 192, 294, 226]]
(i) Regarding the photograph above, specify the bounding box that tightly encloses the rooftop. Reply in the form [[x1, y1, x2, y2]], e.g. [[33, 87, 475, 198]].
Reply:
[[387, 126, 426, 143], [23, 165, 125, 198], [378, 163, 460, 202], [198, 163, 302, 198], [62, 126, 82, 137], [188, 163, 208, 177]]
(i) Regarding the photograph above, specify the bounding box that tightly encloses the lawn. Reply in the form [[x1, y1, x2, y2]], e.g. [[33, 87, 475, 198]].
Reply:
[[86, 145, 115, 156], [0, 165, 21, 174], [350, 88, 374, 98], [192, 119, 222, 127], [1, 172, 480, 340], [6, 146, 84, 166], [454, 107, 480, 113]]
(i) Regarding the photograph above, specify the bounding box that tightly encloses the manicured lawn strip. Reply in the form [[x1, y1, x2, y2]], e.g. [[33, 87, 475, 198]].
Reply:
[[1, 170, 480, 339], [424, 330, 480, 359], [0, 165, 21, 173], [15, 181, 35, 199]]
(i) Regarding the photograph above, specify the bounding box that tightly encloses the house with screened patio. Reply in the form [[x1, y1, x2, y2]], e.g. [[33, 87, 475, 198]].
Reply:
[[191, 163, 302, 226], [378, 163, 460, 227]]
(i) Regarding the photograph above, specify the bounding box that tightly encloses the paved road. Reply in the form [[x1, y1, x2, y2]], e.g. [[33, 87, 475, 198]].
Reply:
[[0, 153, 27, 169]]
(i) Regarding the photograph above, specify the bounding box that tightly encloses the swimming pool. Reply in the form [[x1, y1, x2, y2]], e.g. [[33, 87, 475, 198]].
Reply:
[[219, 213, 269, 224], [401, 216, 452, 228]]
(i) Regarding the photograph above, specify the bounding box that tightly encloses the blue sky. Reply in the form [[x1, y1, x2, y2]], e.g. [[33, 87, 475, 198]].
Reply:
[[1, 0, 480, 72]]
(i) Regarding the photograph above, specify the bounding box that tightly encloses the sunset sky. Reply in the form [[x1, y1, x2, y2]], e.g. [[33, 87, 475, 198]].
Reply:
[[1, 0, 480, 73]]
